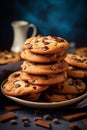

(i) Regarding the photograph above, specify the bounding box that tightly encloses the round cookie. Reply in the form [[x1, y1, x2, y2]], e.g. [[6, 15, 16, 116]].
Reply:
[[51, 78, 86, 94], [21, 60, 68, 75], [21, 71, 67, 85], [76, 47, 87, 57], [23, 35, 69, 54], [67, 65, 87, 78], [2, 78, 49, 96], [65, 53, 87, 69], [43, 92, 76, 102], [0, 51, 20, 64], [21, 49, 67, 63]]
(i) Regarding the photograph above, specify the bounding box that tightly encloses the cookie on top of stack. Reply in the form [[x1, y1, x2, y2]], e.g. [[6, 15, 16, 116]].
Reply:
[[2, 35, 86, 102]]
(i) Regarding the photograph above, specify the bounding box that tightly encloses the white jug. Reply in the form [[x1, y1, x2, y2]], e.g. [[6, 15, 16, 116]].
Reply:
[[11, 20, 37, 52]]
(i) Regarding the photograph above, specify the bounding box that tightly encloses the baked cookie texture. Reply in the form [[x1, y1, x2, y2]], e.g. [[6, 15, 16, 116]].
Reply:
[[21, 71, 67, 85], [3, 76, 49, 96], [65, 53, 87, 79], [21, 60, 68, 75], [67, 66, 87, 78], [22, 35, 69, 54], [0, 51, 21, 64], [50, 78, 86, 94], [2, 36, 87, 103], [21, 49, 67, 63], [65, 53, 87, 69]]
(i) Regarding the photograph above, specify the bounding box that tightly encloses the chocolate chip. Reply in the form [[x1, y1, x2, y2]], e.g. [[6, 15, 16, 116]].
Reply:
[[43, 114, 52, 120], [23, 66, 26, 70], [14, 81, 21, 88], [10, 119, 17, 125], [52, 118, 59, 124], [33, 85, 37, 89], [56, 38, 64, 42], [14, 74, 20, 78], [25, 81, 29, 87], [27, 44, 33, 49], [43, 42, 49, 45], [50, 65, 57, 70], [23, 120, 30, 127], [42, 46, 49, 51], [32, 78, 37, 83]]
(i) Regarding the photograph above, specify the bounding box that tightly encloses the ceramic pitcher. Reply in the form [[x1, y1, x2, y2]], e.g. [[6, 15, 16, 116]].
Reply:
[[11, 20, 37, 52]]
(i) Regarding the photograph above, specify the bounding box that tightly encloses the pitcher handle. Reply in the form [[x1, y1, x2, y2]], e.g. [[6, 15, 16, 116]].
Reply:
[[28, 24, 37, 37]]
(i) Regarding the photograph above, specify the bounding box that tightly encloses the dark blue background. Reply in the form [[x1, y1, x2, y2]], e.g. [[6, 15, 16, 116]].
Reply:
[[0, 0, 87, 50]]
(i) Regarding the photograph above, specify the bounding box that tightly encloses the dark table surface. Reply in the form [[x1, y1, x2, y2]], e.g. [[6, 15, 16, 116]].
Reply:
[[0, 92, 87, 130]]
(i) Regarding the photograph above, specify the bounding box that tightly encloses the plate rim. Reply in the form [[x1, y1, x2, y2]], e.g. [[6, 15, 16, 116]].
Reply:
[[1, 79, 87, 108]]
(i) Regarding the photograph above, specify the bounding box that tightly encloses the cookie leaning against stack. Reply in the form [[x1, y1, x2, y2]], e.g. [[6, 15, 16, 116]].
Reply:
[[65, 53, 87, 78]]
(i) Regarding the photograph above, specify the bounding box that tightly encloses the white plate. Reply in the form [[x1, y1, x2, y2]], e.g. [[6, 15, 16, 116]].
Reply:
[[1, 79, 87, 108]]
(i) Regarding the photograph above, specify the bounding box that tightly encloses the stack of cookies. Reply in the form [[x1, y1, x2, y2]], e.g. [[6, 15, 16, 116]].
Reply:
[[2, 35, 86, 102], [20, 35, 71, 102]]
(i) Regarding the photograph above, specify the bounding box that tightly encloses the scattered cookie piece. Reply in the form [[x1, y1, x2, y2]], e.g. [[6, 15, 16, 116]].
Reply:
[[69, 122, 79, 130], [10, 119, 17, 125], [43, 114, 52, 120], [62, 112, 87, 121], [0, 112, 17, 122], [35, 119, 51, 129], [52, 118, 59, 124]]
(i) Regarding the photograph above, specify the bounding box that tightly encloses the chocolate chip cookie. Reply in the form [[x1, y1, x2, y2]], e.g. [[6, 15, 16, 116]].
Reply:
[[21, 60, 68, 75], [22, 35, 69, 54], [3, 78, 49, 96], [67, 65, 87, 78], [21, 71, 67, 85], [21, 49, 67, 63], [65, 53, 87, 69], [51, 78, 86, 94]]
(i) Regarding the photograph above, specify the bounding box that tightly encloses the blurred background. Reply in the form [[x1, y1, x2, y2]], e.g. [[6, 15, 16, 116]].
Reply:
[[0, 0, 87, 50]]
